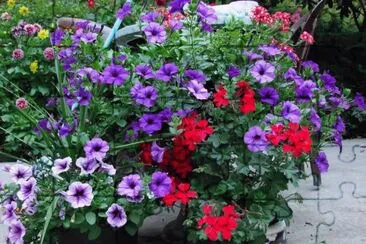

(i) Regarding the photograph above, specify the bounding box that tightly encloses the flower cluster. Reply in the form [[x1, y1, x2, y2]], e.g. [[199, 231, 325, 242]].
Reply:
[[197, 204, 240, 241]]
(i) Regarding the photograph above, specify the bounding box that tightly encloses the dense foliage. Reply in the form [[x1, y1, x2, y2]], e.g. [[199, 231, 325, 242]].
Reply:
[[0, 0, 365, 244]]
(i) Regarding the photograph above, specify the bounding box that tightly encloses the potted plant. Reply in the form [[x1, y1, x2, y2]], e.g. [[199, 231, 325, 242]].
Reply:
[[0, 1, 364, 244]]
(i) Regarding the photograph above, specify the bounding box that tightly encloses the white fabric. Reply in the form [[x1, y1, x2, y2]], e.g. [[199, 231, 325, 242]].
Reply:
[[212, 1, 258, 25]]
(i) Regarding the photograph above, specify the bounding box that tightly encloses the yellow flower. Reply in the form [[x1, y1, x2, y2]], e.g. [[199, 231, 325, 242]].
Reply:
[[18, 6, 29, 16], [7, 0, 16, 8], [37, 29, 49, 40], [30, 60, 38, 74]]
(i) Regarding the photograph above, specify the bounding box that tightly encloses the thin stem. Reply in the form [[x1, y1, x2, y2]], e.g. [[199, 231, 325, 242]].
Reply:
[[0, 152, 30, 164], [112, 133, 173, 151]]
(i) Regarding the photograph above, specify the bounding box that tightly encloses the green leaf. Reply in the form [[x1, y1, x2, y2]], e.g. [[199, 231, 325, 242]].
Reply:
[[125, 222, 138, 236], [85, 212, 96, 225], [87, 225, 101, 240], [129, 210, 141, 225], [40, 196, 59, 244]]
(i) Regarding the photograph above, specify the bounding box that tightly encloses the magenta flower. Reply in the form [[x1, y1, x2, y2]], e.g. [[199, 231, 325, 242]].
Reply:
[[9, 165, 32, 184], [144, 22, 167, 44], [84, 137, 109, 161], [52, 157, 72, 175], [243, 126, 269, 152], [117, 174, 143, 200], [17, 178, 37, 201], [186, 79, 210, 100], [7, 221, 26, 244], [106, 204, 127, 228], [63, 182, 94, 208], [102, 64, 129, 86], [315, 152, 329, 173], [43, 47, 55, 61], [76, 157, 99, 175], [116, 2, 132, 20], [281, 101, 301, 123], [139, 113, 163, 135], [250, 60, 276, 83], [155, 63, 178, 82], [15, 97, 28, 110], [12, 49, 24, 60], [149, 171, 172, 198]]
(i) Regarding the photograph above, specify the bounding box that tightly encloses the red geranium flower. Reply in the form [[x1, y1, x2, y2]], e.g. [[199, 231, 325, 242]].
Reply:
[[213, 85, 230, 107], [163, 183, 197, 206]]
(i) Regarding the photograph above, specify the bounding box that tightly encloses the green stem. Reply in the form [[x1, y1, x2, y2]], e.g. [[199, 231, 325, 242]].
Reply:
[[112, 133, 173, 151], [0, 151, 30, 164], [79, 106, 87, 133]]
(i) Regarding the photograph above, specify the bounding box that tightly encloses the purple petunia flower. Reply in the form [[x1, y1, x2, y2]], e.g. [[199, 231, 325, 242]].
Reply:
[[102, 64, 129, 86], [320, 73, 339, 94], [76, 157, 99, 175], [283, 67, 298, 80], [334, 116, 345, 133], [333, 131, 343, 152], [58, 121, 76, 137], [259, 45, 281, 56], [17, 178, 37, 201], [250, 60, 276, 83], [130, 82, 144, 99], [98, 163, 116, 176], [116, 2, 132, 20], [76, 87, 92, 106], [141, 12, 161, 23], [309, 109, 321, 131], [50, 28, 64, 46], [9, 165, 32, 184], [186, 79, 210, 100], [139, 114, 163, 134], [159, 107, 173, 123], [281, 101, 301, 123], [295, 86, 313, 103], [155, 63, 178, 82], [63, 182, 94, 208], [170, 0, 191, 13], [353, 92, 366, 110], [184, 69, 207, 83], [315, 152, 329, 173], [1, 201, 18, 224], [169, 20, 184, 31], [151, 142, 166, 163], [135, 86, 158, 108], [106, 203, 127, 228], [84, 138, 109, 161], [149, 172, 172, 198], [22, 198, 37, 216], [80, 32, 97, 43], [7, 221, 26, 244], [144, 22, 167, 44], [243, 126, 269, 152], [243, 50, 263, 62], [227, 65, 241, 79], [175, 108, 194, 118], [258, 87, 279, 106], [302, 60, 319, 73], [135, 64, 155, 79], [117, 174, 143, 200], [196, 2, 217, 32]]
